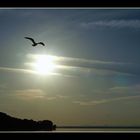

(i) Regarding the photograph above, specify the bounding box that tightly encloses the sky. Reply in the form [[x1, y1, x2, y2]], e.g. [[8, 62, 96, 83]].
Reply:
[[0, 8, 140, 126]]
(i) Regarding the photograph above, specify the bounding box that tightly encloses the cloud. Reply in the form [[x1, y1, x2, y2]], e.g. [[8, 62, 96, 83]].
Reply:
[[48, 55, 140, 76], [73, 95, 140, 106], [14, 89, 46, 100], [27, 54, 140, 77], [58, 58, 136, 75], [58, 58, 140, 76], [0, 66, 37, 74], [74, 84, 140, 106], [12, 88, 70, 101], [109, 84, 140, 94], [0, 66, 77, 78], [91, 84, 140, 99], [0, 53, 139, 79], [56, 95, 69, 99], [81, 19, 140, 29]]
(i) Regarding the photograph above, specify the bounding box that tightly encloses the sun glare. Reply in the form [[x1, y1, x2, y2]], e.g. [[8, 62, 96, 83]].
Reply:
[[34, 55, 56, 75]]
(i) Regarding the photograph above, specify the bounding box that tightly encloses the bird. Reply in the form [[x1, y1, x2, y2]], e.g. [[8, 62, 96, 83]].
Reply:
[[24, 37, 45, 47]]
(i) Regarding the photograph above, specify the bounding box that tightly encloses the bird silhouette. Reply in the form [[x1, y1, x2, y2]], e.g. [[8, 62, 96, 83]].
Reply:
[[24, 37, 45, 47]]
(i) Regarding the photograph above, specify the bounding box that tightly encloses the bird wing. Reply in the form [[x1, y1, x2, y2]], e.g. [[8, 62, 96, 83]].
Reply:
[[38, 42, 45, 46], [24, 37, 36, 44]]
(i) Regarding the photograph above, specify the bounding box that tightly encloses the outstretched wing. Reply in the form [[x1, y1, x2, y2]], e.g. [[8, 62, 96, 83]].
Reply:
[[38, 42, 45, 46], [24, 37, 36, 44]]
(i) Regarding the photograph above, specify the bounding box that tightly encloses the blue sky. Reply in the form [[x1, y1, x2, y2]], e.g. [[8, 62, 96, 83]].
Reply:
[[0, 8, 140, 126]]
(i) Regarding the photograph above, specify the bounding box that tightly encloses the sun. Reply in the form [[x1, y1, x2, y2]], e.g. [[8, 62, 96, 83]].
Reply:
[[34, 55, 56, 75]]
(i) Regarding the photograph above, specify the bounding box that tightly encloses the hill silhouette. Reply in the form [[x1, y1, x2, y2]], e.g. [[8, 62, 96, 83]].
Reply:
[[0, 112, 56, 131]]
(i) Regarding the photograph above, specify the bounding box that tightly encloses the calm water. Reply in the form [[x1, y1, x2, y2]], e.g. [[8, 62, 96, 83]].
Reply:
[[55, 127, 140, 132]]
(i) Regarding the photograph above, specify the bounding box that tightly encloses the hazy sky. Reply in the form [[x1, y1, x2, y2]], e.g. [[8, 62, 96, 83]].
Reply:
[[0, 8, 140, 126]]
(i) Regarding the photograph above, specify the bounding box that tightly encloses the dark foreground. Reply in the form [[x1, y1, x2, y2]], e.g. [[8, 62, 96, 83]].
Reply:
[[0, 112, 56, 131]]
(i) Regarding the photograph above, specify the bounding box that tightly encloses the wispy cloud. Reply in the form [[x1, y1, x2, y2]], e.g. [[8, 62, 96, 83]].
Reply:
[[0, 66, 37, 74], [27, 54, 139, 77], [12, 88, 70, 101], [15, 89, 46, 100], [109, 84, 140, 94], [0, 66, 76, 78], [90, 84, 140, 100], [73, 95, 140, 106], [81, 19, 140, 29], [82, 84, 140, 106], [51, 55, 140, 76], [58, 59, 139, 76], [0, 53, 139, 78]]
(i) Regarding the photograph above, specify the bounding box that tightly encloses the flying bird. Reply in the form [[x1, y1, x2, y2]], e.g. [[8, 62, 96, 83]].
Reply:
[[24, 37, 45, 47]]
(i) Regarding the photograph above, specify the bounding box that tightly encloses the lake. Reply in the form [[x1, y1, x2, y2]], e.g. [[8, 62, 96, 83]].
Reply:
[[55, 127, 140, 132]]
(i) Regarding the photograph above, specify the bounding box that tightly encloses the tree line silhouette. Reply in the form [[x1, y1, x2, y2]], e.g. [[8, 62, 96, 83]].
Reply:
[[0, 112, 56, 131]]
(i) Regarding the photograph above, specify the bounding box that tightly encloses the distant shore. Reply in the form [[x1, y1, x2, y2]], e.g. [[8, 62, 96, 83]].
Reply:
[[0, 112, 56, 131]]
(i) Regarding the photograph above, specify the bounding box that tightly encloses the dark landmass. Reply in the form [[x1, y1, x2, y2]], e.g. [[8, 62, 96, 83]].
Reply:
[[0, 112, 56, 131]]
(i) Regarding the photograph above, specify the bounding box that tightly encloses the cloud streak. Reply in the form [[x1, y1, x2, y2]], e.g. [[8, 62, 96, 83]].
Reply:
[[109, 84, 140, 94], [27, 54, 140, 77], [54, 55, 140, 76], [15, 89, 46, 99], [81, 19, 140, 29], [0, 53, 139, 78], [9, 88, 70, 101], [75, 84, 140, 106], [0, 66, 37, 74], [73, 95, 140, 106], [0, 65, 78, 78]]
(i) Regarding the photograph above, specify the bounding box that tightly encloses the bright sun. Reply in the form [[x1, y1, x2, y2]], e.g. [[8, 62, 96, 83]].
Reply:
[[34, 55, 56, 75]]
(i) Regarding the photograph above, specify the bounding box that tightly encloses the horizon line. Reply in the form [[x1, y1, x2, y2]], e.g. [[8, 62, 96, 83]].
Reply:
[[56, 125, 140, 128]]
